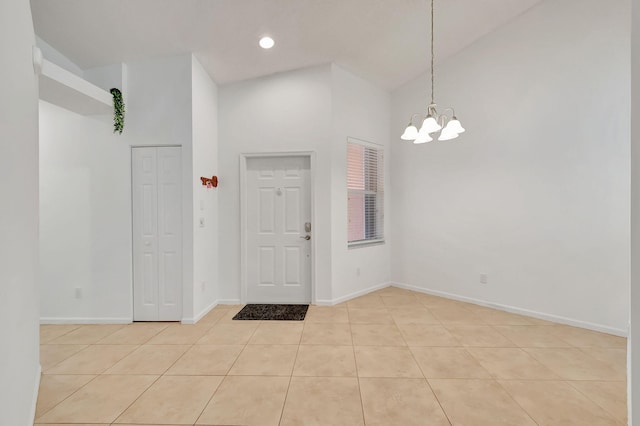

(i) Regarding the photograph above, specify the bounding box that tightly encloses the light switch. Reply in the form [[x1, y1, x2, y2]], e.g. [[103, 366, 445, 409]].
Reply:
[[199, 217, 205, 227]]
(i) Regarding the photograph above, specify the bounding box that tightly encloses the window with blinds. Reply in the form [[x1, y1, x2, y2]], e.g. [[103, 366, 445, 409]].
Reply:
[[347, 139, 384, 245]]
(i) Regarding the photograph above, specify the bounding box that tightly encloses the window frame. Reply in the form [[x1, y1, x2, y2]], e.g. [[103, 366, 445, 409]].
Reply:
[[347, 137, 385, 248]]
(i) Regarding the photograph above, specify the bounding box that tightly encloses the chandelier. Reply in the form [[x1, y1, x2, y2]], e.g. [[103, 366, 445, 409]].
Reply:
[[401, 0, 465, 143]]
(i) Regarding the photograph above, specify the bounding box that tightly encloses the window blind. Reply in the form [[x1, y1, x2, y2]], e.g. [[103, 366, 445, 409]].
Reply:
[[347, 140, 384, 244]]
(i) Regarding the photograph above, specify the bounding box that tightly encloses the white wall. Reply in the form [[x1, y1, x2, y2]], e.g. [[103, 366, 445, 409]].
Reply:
[[36, 35, 84, 77], [391, 0, 630, 334], [218, 65, 334, 302], [39, 53, 197, 322], [39, 101, 131, 322], [331, 64, 391, 301], [84, 63, 126, 96], [126, 54, 195, 320], [0, 0, 41, 424], [217, 64, 391, 304], [630, 0, 639, 421], [191, 56, 219, 319]]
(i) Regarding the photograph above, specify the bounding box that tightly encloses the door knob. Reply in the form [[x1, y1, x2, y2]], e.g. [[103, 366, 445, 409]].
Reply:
[[300, 235, 311, 240]]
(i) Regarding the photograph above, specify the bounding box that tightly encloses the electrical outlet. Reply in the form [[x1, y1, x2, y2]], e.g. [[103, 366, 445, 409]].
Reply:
[[480, 274, 488, 284], [75, 287, 82, 299], [356, 267, 361, 277]]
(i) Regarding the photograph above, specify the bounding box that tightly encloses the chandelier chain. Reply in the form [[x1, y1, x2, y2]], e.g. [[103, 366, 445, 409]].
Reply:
[[430, 0, 435, 105], [400, 0, 465, 143]]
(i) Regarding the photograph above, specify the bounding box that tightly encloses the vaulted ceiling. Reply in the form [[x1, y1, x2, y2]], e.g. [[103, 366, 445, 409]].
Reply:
[[31, 0, 543, 90]]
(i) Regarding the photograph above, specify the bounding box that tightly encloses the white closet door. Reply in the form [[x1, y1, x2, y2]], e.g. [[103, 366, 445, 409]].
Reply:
[[156, 147, 182, 320], [132, 147, 182, 321], [132, 148, 159, 321]]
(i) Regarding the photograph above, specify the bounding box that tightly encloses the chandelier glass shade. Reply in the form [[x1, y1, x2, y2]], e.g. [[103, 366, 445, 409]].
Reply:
[[401, 0, 465, 143]]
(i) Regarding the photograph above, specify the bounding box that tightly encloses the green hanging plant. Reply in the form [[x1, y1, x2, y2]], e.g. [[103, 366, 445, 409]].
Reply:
[[110, 88, 125, 134]]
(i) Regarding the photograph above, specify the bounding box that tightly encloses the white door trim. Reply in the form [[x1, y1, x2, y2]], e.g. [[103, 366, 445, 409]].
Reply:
[[240, 151, 316, 305]]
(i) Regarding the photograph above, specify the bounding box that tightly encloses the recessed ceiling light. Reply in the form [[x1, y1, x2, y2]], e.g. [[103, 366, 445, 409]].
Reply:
[[259, 36, 275, 49]]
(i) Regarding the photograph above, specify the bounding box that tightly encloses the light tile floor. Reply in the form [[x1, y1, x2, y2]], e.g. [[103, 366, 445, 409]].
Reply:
[[35, 287, 628, 425]]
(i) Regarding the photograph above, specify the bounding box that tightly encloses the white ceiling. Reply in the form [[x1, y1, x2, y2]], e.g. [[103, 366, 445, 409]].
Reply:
[[31, 0, 543, 90]]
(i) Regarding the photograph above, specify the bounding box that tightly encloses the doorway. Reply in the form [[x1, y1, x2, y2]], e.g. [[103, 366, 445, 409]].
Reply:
[[131, 146, 183, 321], [241, 153, 314, 304]]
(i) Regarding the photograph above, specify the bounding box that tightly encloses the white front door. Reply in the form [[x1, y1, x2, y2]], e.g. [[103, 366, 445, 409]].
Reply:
[[132, 146, 183, 321], [246, 156, 312, 303]]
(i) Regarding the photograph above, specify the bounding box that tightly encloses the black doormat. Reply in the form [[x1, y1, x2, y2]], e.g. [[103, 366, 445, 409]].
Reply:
[[232, 304, 309, 321]]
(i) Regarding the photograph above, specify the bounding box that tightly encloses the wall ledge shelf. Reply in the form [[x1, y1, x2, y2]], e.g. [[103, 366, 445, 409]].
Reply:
[[39, 59, 113, 115]]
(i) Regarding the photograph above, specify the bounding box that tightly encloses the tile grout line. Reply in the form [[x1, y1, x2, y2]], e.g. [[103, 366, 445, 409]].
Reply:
[[134, 322, 173, 345], [224, 317, 262, 374], [277, 312, 307, 426], [346, 299, 367, 426], [183, 307, 232, 425], [120, 310, 231, 425], [487, 323, 523, 348], [45, 343, 140, 377], [109, 373, 164, 424], [39, 323, 82, 344], [94, 322, 168, 345], [45, 325, 112, 345], [42, 325, 129, 376], [493, 379, 543, 426], [37, 292, 628, 425], [422, 380, 453, 426], [193, 309, 263, 425], [564, 379, 626, 423], [40, 321, 169, 376], [42, 323, 175, 424], [396, 294, 454, 426], [110, 335, 198, 423], [109, 313, 226, 424], [33, 372, 102, 422], [39, 343, 89, 373]]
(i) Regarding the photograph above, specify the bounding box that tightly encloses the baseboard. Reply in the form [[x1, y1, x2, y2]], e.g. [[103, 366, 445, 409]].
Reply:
[[217, 299, 242, 305], [313, 282, 392, 306], [39, 317, 132, 324], [627, 325, 632, 424], [392, 282, 628, 337], [215, 283, 393, 308], [212, 283, 394, 308], [331, 281, 391, 305], [182, 300, 218, 324], [29, 364, 42, 426]]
